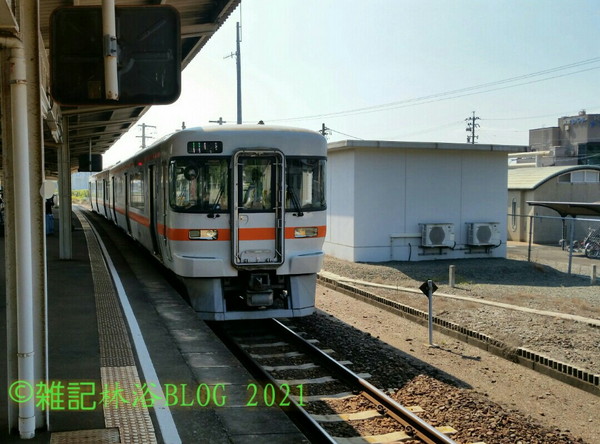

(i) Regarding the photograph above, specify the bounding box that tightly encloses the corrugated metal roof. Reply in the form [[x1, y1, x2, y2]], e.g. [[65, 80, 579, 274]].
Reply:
[[527, 201, 600, 217], [508, 165, 600, 190]]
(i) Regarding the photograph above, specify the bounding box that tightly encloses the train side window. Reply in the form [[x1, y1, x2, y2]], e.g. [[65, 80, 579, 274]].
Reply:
[[285, 157, 326, 211], [170, 158, 228, 213], [130, 171, 145, 210]]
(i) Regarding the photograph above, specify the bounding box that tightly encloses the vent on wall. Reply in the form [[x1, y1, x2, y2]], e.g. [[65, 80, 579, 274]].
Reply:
[[420, 223, 455, 247], [467, 222, 501, 246]]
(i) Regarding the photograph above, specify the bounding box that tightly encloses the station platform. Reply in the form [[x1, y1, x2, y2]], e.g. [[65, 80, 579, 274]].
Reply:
[[0, 207, 308, 443]]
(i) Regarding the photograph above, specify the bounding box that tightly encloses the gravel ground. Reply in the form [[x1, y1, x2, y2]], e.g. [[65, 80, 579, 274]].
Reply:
[[321, 255, 600, 375], [289, 254, 600, 443]]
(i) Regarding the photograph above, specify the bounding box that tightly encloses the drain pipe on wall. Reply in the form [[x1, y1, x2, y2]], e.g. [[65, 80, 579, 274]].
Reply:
[[0, 37, 36, 439]]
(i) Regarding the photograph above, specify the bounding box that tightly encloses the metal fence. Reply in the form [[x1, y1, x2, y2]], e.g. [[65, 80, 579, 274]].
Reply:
[[507, 213, 600, 279]]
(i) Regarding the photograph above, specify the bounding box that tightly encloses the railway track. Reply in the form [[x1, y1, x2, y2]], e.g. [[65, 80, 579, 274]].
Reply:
[[209, 319, 457, 444]]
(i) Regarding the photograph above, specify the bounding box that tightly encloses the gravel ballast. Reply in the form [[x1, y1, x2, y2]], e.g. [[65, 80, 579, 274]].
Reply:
[[289, 253, 600, 443]]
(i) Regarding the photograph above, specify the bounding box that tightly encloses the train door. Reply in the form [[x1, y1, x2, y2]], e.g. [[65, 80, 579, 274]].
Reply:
[[90, 179, 98, 211], [148, 165, 160, 256], [111, 176, 117, 221], [89, 182, 94, 210], [124, 172, 132, 234], [160, 161, 170, 258], [96, 180, 101, 212], [232, 150, 284, 267], [103, 179, 109, 218]]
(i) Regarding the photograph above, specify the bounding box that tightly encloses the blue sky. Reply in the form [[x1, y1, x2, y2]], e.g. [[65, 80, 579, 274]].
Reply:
[[104, 0, 600, 165]]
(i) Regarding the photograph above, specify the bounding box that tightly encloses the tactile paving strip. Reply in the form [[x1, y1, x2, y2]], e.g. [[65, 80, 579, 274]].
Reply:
[[57, 210, 158, 444], [50, 428, 120, 443], [83, 216, 135, 368], [101, 366, 157, 443]]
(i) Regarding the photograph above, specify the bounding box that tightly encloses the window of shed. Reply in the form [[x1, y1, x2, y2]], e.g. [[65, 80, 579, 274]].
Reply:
[[571, 171, 585, 183], [511, 198, 517, 231]]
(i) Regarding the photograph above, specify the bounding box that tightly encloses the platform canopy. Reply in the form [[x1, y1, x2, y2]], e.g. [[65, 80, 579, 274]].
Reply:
[[0, 0, 240, 177], [527, 201, 600, 217]]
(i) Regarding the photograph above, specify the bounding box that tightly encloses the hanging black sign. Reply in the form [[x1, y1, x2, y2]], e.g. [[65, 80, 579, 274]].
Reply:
[[50, 6, 181, 105]]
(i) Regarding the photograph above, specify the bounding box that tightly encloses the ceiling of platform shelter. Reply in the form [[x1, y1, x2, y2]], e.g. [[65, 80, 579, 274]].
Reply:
[[0, 0, 240, 178]]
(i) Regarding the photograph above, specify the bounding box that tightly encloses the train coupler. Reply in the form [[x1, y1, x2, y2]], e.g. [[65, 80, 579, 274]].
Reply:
[[245, 273, 274, 307]]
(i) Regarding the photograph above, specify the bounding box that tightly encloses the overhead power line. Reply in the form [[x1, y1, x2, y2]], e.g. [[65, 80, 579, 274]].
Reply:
[[329, 128, 363, 140], [317, 123, 363, 140], [268, 56, 600, 123]]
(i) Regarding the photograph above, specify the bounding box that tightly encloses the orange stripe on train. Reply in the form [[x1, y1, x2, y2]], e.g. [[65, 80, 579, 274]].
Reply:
[[122, 214, 326, 241], [165, 226, 326, 241]]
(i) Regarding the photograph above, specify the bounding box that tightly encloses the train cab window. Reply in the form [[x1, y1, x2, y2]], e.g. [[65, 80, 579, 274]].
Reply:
[[239, 157, 274, 211], [170, 158, 228, 212], [285, 157, 326, 211]]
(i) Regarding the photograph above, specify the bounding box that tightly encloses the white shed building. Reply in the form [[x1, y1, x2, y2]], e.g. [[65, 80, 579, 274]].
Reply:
[[324, 140, 524, 262]]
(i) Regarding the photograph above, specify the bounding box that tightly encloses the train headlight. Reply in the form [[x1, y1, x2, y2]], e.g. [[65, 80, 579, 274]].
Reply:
[[189, 229, 218, 240], [294, 227, 318, 238]]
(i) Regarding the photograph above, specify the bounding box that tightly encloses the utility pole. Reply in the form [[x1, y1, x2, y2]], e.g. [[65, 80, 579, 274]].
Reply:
[[465, 111, 480, 144], [209, 117, 227, 125], [136, 123, 156, 149], [225, 22, 242, 124], [319, 123, 331, 138]]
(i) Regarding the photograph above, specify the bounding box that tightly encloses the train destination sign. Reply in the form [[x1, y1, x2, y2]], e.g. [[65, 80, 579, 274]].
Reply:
[[187, 141, 224, 154]]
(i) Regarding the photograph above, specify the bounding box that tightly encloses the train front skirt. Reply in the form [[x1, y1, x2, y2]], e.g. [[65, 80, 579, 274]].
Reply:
[[183, 273, 318, 321]]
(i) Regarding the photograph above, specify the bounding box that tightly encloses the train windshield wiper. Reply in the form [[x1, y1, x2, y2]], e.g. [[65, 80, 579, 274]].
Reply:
[[207, 185, 224, 218], [287, 185, 304, 217]]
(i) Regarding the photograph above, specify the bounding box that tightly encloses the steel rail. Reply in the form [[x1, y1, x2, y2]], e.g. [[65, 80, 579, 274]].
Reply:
[[269, 318, 457, 444], [208, 321, 337, 444]]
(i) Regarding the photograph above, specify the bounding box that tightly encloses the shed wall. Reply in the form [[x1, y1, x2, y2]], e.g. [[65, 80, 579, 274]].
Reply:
[[325, 146, 509, 262], [325, 149, 356, 261]]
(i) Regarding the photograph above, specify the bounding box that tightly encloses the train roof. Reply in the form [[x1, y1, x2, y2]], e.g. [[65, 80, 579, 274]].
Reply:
[[174, 124, 323, 137], [153, 124, 326, 151], [95, 125, 326, 176]]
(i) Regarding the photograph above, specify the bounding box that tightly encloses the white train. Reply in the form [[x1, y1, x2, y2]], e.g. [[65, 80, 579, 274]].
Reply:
[[90, 125, 327, 320]]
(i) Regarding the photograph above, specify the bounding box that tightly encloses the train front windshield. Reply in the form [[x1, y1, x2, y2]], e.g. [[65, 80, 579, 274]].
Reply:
[[285, 158, 326, 211], [170, 157, 229, 212], [169, 156, 326, 213]]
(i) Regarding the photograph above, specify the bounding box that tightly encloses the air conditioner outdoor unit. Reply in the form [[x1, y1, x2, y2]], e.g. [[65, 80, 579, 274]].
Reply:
[[420, 223, 454, 248], [467, 222, 501, 246]]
